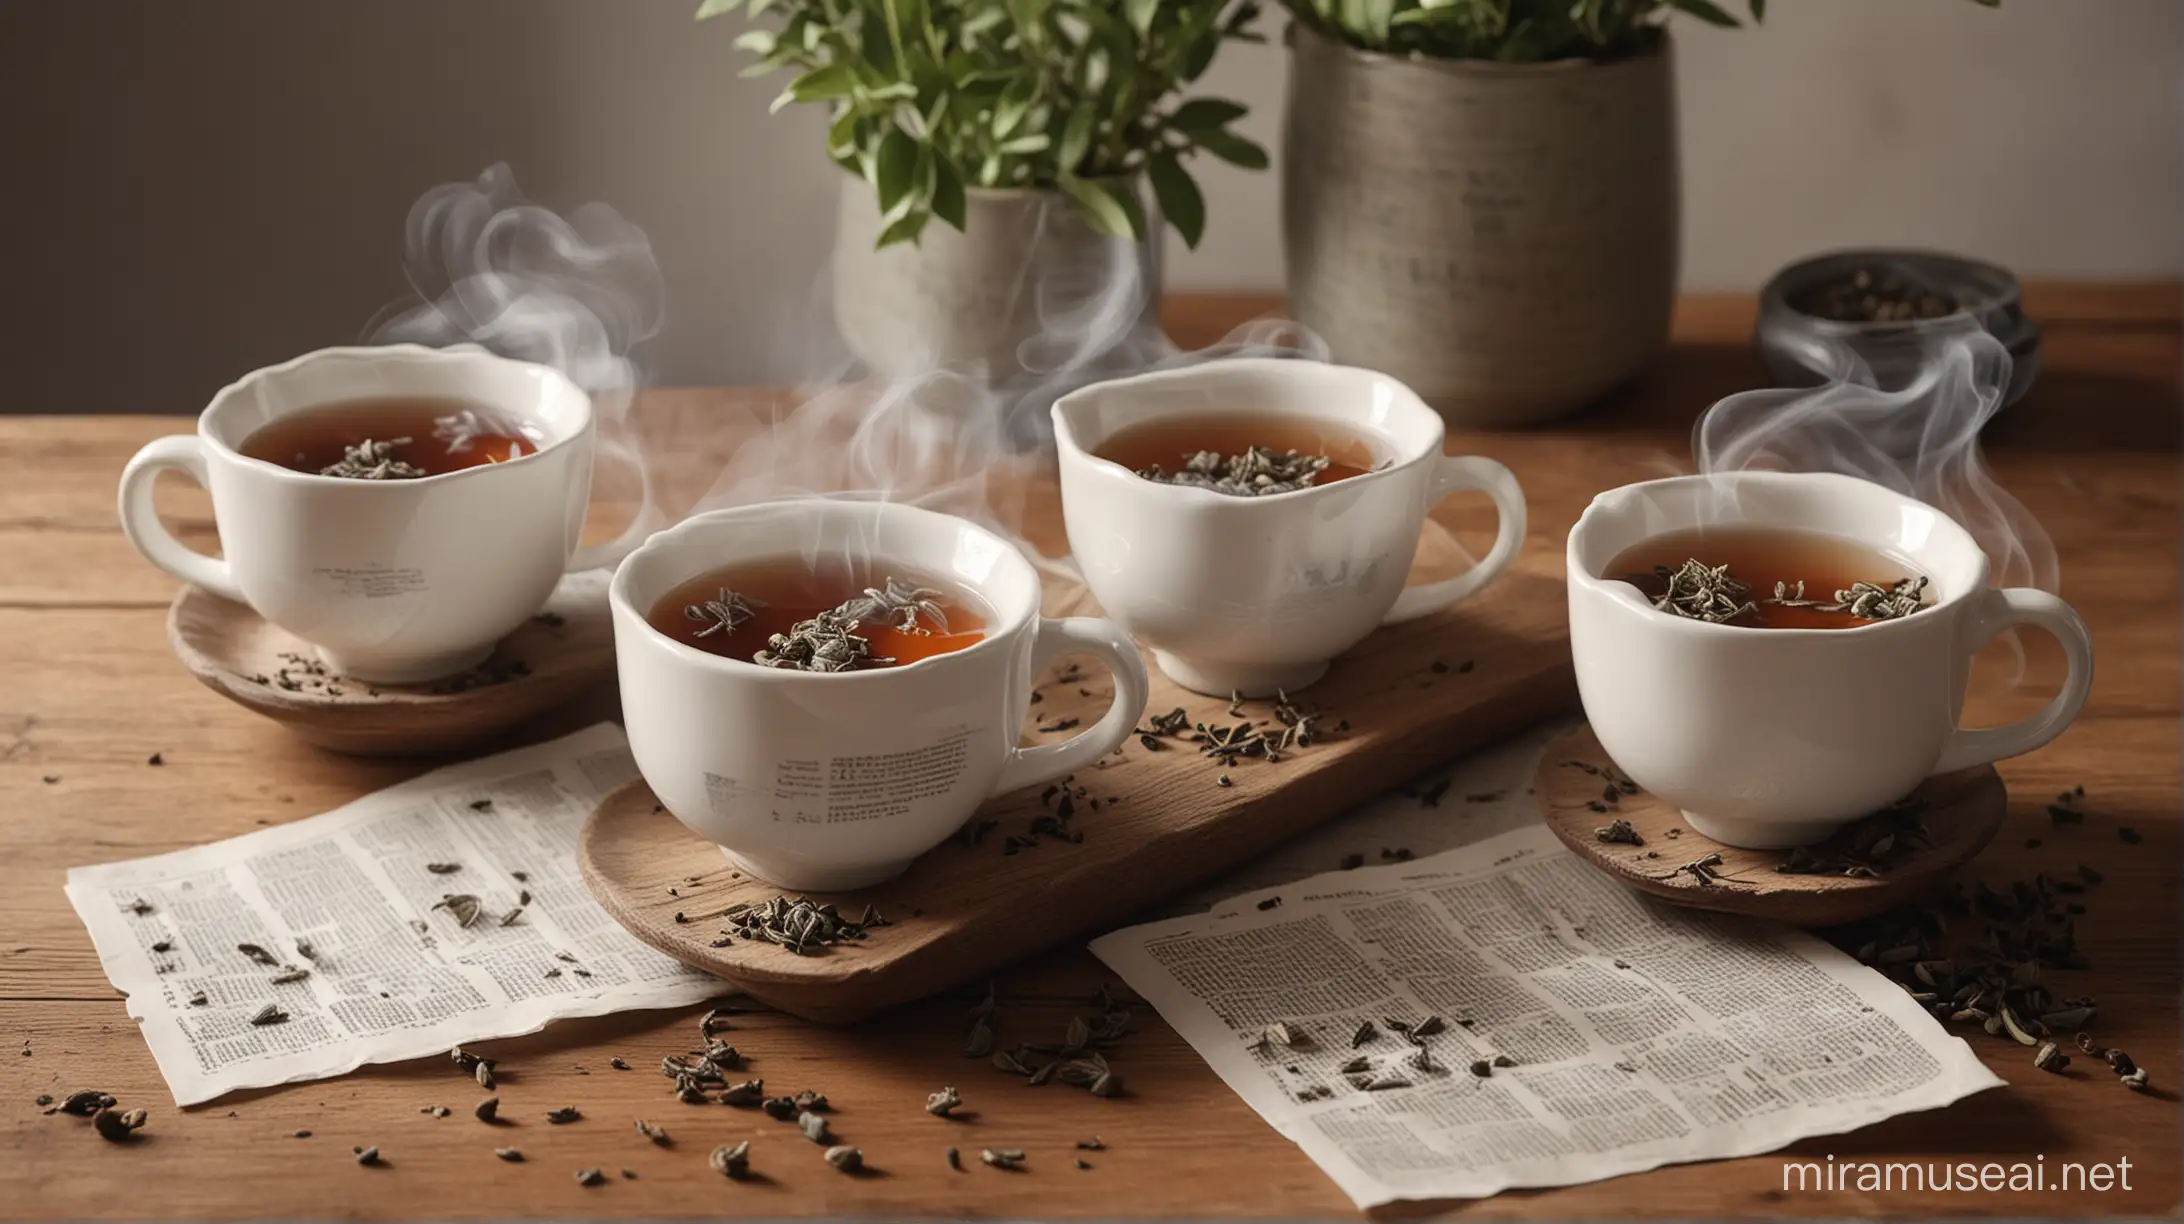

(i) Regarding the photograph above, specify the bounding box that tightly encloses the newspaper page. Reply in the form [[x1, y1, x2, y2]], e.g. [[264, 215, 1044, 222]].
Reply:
[[1093, 818, 2004, 1207], [65, 722, 722, 1107]]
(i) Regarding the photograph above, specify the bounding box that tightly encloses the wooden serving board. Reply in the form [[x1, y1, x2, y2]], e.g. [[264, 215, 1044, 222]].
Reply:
[[1537, 724, 2008, 927], [579, 564, 1577, 1022]]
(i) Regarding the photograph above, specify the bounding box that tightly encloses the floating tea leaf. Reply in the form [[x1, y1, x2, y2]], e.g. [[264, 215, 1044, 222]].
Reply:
[[684, 589, 765, 639], [754, 609, 894, 672], [1134, 445, 1334, 497], [1651, 559, 1758, 624], [838, 577, 951, 635], [321, 438, 428, 480]]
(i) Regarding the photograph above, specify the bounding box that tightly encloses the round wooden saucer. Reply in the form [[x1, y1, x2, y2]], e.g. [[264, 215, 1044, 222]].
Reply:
[[167, 572, 615, 756], [1537, 724, 2006, 927]]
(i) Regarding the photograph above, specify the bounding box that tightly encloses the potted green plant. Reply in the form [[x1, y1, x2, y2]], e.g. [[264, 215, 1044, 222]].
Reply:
[[701, 0, 1267, 379], [1279, 0, 1994, 426]]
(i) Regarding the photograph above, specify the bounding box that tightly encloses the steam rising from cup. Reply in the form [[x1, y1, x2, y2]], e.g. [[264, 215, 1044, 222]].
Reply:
[[1695, 316, 2056, 596], [360, 167, 1494, 619], [365, 164, 666, 571]]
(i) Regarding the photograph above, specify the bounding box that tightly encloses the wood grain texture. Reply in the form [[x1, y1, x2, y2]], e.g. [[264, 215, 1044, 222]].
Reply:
[[1537, 725, 2007, 926], [1, 287, 2177, 1220], [167, 578, 616, 756], [579, 569, 1575, 1022]]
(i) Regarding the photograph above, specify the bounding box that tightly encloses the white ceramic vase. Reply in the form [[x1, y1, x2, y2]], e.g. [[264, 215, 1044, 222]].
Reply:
[[1282, 23, 1679, 426], [831, 179, 1165, 383]]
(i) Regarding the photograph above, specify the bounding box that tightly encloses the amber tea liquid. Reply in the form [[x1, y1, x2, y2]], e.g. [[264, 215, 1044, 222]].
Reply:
[[1605, 526, 1932, 630], [647, 557, 990, 670], [241, 397, 542, 476], [1096, 412, 1386, 487]]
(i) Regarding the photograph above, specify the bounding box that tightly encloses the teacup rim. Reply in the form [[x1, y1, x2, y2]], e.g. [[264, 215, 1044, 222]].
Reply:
[[199, 344, 592, 487], [1049, 357, 1444, 505], [610, 499, 1040, 682], [1567, 471, 1988, 637]]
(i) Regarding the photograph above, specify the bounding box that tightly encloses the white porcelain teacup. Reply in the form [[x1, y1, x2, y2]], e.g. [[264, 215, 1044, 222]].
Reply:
[[1052, 359, 1527, 697], [119, 345, 633, 683], [610, 499, 1150, 892], [1567, 471, 2094, 848]]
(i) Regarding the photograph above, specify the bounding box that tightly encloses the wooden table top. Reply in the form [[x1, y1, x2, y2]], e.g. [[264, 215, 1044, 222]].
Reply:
[[3, 287, 2177, 1219]]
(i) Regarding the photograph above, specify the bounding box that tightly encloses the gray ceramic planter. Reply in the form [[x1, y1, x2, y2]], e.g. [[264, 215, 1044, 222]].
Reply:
[[832, 179, 1164, 382], [1282, 24, 1679, 426]]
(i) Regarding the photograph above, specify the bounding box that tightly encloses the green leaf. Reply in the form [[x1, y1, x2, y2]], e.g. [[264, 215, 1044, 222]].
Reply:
[[1057, 175, 1145, 240], [1167, 97, 1249, 135], [1058, 105, 1096, 175], [1192, 127, 1269, 170], [1666, 0, 1741, 27], [996, 133, 1051, 155], [694, 0, 742, 19], [1124, 0, 1161, 36], [873, 128, 920, 219], [875, 206, 930, 248], [772, 63, 857, 112], [930, 155, 968, 231], [992, 76, 1036, 138], [1748, 0, 1767, 18], [731, 29, 775, 54], [827, 109, 861, 161], [1148, 151, 1205, 249]]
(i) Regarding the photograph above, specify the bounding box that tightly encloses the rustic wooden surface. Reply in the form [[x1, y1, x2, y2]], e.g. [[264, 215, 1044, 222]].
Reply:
[[2, 286, 2177, 1219], [167, 575, 616, 756], [580, 565, 1575, 1022], [1537, 725, 2008, 927]]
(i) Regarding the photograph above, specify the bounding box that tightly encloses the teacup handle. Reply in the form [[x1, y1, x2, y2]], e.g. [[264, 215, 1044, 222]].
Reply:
[[565, 444, 660, 573], [1382, 455, 1528, 625], [1933, 588, 2094, 774], [994, 618, 1150, 796], [117, 435, 246, 603]]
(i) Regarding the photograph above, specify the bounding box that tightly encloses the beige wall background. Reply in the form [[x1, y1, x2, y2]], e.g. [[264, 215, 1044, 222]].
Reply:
[[2, 0, 2177, 413]]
